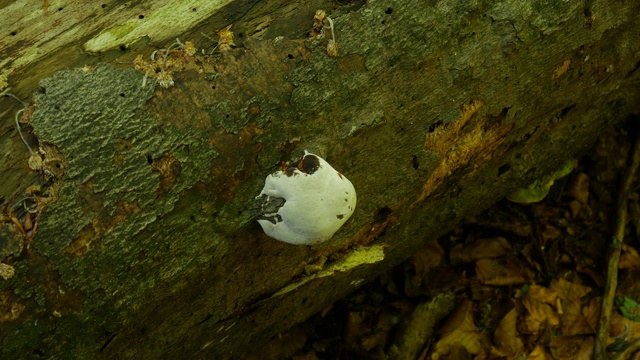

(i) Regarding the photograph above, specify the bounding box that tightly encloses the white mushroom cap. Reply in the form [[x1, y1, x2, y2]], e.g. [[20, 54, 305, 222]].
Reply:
[[257, 151, 357, 245]]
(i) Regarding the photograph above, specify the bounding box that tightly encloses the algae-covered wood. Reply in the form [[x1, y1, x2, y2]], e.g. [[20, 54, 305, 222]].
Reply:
[[0, 0, 639, 358]]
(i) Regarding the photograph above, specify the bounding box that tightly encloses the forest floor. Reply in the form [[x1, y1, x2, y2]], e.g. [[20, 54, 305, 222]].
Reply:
[[250, 121, 640, 360]]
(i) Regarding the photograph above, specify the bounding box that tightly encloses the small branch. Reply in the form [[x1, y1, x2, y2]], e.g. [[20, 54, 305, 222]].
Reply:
[[593, 132, 640, 359]]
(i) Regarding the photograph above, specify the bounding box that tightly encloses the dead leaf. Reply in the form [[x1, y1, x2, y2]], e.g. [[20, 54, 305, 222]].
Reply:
[[526, 344, 553, 360], [521, 285, 561, 335], [542, 225, 562, 243], [526, 285, 562, 311], [450, 237, 512, 263], [411, 240, 444, 276], [548, 335, 593, 359], [550, 278, 592, 303], [405, 241, 445, 297], [491, 307, 525, 358], [610, 311, 640, 343], [433, 300, 490, 359], [581, 297, 601, 335], [568, 200, 583, 219], [560, 300, 596, 336], [344, 311, 367, 346], [475, 258, 532, 285], [566, 172, 590, 204], [619, 244, 640, 269]]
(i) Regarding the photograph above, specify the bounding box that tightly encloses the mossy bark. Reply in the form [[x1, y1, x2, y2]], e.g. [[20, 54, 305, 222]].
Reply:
[[0, 0, 639, 358]]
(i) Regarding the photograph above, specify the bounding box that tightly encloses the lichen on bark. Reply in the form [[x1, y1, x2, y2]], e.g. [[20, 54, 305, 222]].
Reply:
[[3, 64, 222, 357], [31, 62, 218, 257]]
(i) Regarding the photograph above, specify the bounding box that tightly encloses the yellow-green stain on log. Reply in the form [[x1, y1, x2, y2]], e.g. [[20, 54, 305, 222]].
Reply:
[[84, 0, 233, 53], [274, 244, 386, 296]]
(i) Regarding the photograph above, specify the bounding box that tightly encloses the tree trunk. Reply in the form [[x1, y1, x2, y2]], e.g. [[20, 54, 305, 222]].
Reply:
[[1, 0, 638, 358]]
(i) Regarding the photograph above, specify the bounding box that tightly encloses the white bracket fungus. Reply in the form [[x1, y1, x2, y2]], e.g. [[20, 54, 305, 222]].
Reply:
[[256, 151, 356, 245]]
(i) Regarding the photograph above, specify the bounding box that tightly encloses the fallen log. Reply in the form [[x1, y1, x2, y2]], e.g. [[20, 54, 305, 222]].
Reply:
[[0, 0, 638, 358]]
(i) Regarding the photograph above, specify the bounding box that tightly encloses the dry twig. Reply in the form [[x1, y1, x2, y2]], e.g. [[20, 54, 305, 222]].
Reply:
[[593, 132, 640, 359]]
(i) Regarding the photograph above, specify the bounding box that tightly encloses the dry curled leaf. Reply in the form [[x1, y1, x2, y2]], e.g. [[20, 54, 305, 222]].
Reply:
[[491, 308, 525, 358], [475, 258, 532, 285], [566, 172, 590, 204], [521, 285, 561, 335], [450, 236, 511, 263], [433, 300, 489, 359]]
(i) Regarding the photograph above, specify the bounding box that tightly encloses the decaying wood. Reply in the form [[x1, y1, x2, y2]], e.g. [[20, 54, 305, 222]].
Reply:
[[1, 0, 639, 358]]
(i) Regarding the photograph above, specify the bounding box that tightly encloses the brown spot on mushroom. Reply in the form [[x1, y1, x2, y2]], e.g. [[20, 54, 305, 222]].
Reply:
[[298, 153, 320, 174], [336, 214, 345, 219], [285, 166, 298, 177]]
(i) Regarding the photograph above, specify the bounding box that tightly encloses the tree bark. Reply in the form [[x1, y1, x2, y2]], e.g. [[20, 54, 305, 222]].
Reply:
[[1, 0, 639, 358]]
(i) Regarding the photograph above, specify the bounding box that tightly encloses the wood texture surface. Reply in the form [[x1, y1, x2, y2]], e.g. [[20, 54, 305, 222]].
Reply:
[[0, 0, 639, 358]]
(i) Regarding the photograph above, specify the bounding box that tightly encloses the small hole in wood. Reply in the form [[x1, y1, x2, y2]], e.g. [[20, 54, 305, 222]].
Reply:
[[498, 164, 510, 176]]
